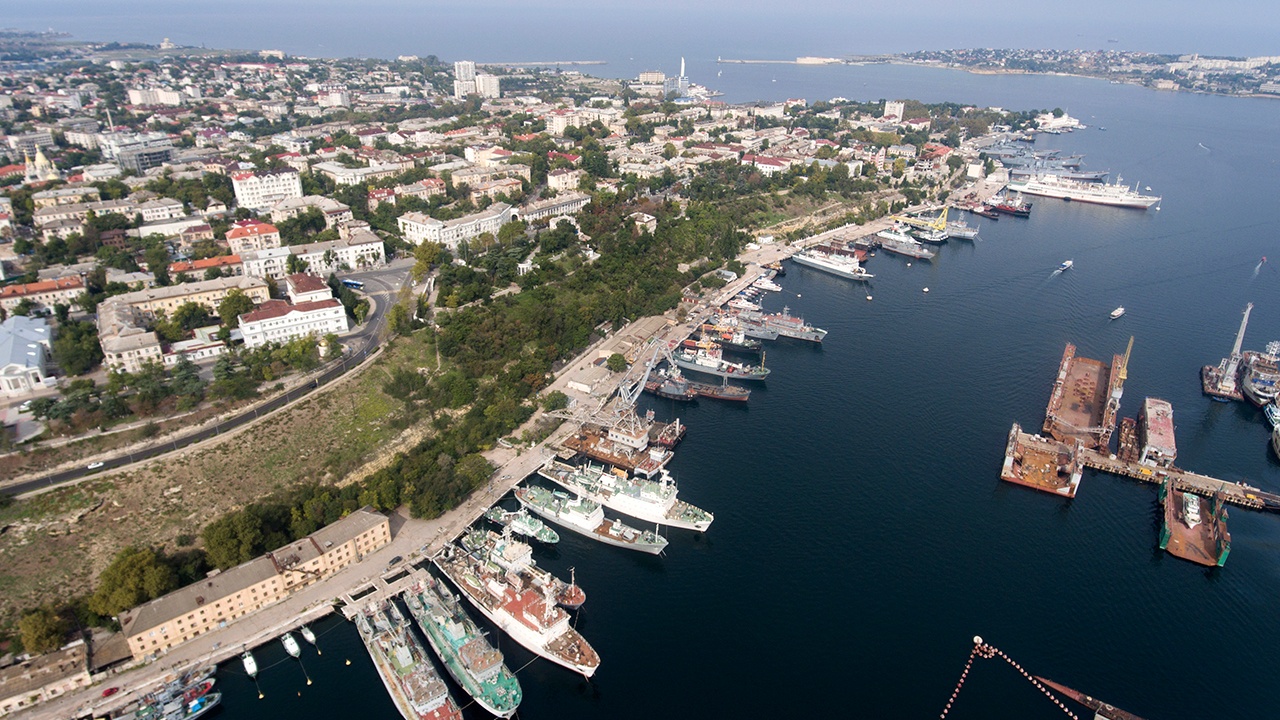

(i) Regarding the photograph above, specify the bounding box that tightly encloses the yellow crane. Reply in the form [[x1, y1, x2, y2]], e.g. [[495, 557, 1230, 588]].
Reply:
[[1117, 335, 1134, 381], [889, 206, 949, 231]]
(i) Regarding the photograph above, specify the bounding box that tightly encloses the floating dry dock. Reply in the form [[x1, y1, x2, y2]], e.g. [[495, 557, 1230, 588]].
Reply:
[[1159, 479, 1230, 567], [1042, 342, 1126, 450], [1001, 423, 1083, 497]]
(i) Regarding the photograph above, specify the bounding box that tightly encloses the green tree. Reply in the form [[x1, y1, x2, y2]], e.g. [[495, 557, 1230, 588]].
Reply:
[[18, 607, 66, 654], [411, 241, 443, 282], [218, 288, 256, 328], [52, 320, 103, 375], [88, 546, 179, 617], [606, 352, 627, 373], [286, 253, 309, 275], [145, 244, 172, 286]]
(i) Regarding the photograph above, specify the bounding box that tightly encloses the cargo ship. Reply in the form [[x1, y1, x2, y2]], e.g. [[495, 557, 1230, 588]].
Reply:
[[461, 527, 586, 609], [789, 247, 874, 280], [516, 485, 669, 554], [643, 367, 698, 401], [355, 600, 462, 720], [875, 230, 935, 260], [738, 306, 828, 342], [403, 578, 523, 719], [434, 542, 600, 678], [537, 459, 714, 531], [484, 506, 560, 544], [1006, 175, 1160, 209], [672, 346, 770, 380], [687, 376, 751, 402]]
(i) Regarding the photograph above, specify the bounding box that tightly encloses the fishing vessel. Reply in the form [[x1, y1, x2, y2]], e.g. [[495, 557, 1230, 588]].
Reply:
[[171, 692, 222, 720], [484, 506, 560, 544], [672, 346, 770, 380], [1110, 307, 1125, 320], [461, 528, 586, 609], [404, 577, 522, 718], [790, 247, 874, 280], [537, 460, 714, 531], [875, 230, 935, 260], [241, 651, 258, 677], [1242, 342, 1280, 407], [738, 306, 828, 342], [281, 632, 301, 658], [355, 600, 462, 720], [516, 485, 669, 554], [433, 543, 600, 678], [1006, 175, 1160, 209]]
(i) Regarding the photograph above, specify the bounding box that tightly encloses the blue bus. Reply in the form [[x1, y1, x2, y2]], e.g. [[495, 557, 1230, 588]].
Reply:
[[341, 279, 365, 290]]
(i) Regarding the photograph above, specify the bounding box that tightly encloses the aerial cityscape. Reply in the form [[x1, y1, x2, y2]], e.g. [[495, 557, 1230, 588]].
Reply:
[[0, 4, 1278, 719]]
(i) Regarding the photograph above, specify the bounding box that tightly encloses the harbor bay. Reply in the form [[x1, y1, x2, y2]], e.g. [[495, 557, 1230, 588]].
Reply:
[[193, 65, 1280, 719]]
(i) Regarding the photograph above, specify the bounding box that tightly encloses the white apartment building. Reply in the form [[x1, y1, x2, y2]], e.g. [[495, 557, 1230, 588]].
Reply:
[[311, 161, 402, 187], [231, 168, 303, 211], [239, 299, 348, 349], [127, 88, 184, 106], [270, 196, 353, 228], [397, 203, 512, 249], [241, 231, 387, 280], [136, 198, 186, 223], [226, 220, 282, 254], [475, 74, 501, 98]]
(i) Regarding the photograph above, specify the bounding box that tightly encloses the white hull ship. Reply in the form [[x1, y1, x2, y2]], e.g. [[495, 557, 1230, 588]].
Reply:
[[1006, 175, 1160, 208], [515, 485, 668, 554], [537, 460, 713, 531], [790, 247, 873, 280], [876, 229, 935, 260], [433, 541, 600, 677]]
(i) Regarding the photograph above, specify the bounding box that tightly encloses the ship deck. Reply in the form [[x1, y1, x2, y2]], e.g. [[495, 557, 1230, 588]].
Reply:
[[1000, 424, 1081, 497], [1161, 482, 1229, 567], [1044, 351, 1110, 445]]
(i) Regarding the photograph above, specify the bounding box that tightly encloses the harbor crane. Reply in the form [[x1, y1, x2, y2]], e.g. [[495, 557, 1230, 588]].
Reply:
[[889, 206, 949, 231]]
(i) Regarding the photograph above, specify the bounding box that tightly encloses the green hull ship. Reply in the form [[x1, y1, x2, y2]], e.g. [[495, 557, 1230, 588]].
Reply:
[[404, 577, 523, 718], [484, 506, 560, 544]]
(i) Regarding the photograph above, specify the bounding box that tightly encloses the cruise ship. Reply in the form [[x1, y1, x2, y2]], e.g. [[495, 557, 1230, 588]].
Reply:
[[537, 460, 714, 531], [1006, 175, 1161, 209], [789, 247, 873, 280], [403, 578, 522, 718], [515, 485, 669, 554], [434, 542, 600, 677], [355, 600, 462, 720]]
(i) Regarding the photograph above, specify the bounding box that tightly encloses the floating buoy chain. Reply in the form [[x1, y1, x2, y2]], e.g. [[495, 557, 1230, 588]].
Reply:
[[941, 639, 1078, 719]]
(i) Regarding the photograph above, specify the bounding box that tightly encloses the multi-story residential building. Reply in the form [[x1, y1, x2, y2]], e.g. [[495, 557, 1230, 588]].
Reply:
[[168, 254, 244, 279], [475, 74, 501, 98], [136, 198, 186, 223], [547, 168, 583, 192], [109, 275, 270, 320], [0, 276, 86, 314], [97, 300, 163, 374], [113, 136, 176, 174], [269, 196, 353, 228], [32, 199, 135, 229], [32, 186, 100, 209], [240, 231, 386, 279], [231, 168, 303, 211], [517, 192, 591, 222], [239, 298, 347, 348], [311, 161, 402, 187], [398, 203, 513, 248], [0, 643, 92, 716], [226, 220, 282, 254], [0, 316, 53, 397], [6, 131, 55, 156], [118, 508, 390, 661], [127, 88, 184, 106], [470, 177, 523, 203], [449, 163, 531, 187]]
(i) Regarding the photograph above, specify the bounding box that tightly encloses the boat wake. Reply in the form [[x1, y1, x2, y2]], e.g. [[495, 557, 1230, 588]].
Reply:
[[1198, 142, 1212, 151], [1254, 256, 1268, 278]]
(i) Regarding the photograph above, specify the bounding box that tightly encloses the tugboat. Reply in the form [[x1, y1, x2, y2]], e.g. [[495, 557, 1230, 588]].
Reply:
[[643, 367, 699, 402]]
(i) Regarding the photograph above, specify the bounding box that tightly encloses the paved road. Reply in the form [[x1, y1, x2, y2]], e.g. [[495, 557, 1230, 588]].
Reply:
[[4, 261, 413, 498]]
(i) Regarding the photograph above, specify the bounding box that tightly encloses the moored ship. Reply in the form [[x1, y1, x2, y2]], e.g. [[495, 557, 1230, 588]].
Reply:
[[945, 220, 980, 239], [738, 306, 828, 342], [484, 506, 560, 544], [1242, 342, 1280, 407], [516, 485, 669, 554], [403, 578, 523, 718], [643, 367, 699, 401], [537, 459, 714, 531], [789, 247, 874, 280], [875, 230, 936, 260], [355, 600, 462, 720], [1006, 175, 1160, 209], [672, 346, 770, 381], [433, 542, 600, 678], [989, 193, 1033, 216], [461, 528, 586, 609]]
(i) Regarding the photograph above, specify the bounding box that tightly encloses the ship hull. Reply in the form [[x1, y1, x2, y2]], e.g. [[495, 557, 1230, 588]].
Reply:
[[517, 492, 668, 554], [432, 557, 599, 678], [672, 355, 769, 381], [357, 605, 462, 720], [1007, 181, 1159, 208], [789, 252, 873, 281], [537, 466, 713, 531]]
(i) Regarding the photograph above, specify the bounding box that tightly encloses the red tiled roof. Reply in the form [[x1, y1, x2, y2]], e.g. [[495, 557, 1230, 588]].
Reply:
[[169, 255, 242, 273], [285, 273, 329, 294], [0, 276, 85, 299], [240, 298, 340, 323], [226, 221, 279, 239]]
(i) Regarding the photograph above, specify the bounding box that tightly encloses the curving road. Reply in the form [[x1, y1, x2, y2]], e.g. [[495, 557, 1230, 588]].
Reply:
[[4, 261, 414, 498]]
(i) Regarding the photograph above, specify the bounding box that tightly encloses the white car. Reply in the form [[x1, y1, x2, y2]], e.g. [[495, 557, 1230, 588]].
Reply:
[[87, 461, 105, 470], [18, 400, 32, 412]]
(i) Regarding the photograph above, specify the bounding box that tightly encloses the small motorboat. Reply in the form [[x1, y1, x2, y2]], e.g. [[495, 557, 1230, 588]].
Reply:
[[241, 650, 258, 677], [299, 625, 318, 646], [1110, 306, 1125, 320], [1058, 260, 1073, 272], [1264, 403, 1280, 429], [281, 632, 301, 659]]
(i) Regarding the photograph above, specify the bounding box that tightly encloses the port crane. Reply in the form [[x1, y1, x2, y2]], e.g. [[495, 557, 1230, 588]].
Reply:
[[889, 205, 949, 231]]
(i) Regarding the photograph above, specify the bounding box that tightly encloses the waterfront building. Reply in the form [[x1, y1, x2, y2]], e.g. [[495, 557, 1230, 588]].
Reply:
[[117, 508, 391, 661]]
